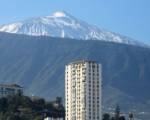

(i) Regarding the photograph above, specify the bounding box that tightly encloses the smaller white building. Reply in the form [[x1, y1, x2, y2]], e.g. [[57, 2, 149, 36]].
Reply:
[[0, 84, 23, 98], [44, 117, 63, 120]]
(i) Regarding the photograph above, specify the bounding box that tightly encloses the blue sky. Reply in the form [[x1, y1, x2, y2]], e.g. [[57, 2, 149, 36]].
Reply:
[[0, 0, 150, 44]]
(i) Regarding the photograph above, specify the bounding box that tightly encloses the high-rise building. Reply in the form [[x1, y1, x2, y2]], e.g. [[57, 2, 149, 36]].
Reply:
[[65, 60, 102, 120]]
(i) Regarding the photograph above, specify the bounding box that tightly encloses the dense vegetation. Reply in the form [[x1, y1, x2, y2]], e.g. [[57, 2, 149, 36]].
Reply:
[[102, 105, 131, 120], [0, 94, 65, 120]]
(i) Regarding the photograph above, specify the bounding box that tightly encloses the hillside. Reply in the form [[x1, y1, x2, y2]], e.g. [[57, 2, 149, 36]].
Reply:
[[0, 32, 150, 119]]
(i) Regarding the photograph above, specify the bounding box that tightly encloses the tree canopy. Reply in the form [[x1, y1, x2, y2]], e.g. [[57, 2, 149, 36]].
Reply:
[[0, 95, 65, 120]]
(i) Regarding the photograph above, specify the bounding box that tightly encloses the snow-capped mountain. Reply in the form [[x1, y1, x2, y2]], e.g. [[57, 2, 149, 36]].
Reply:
[[0, 11, 142, 45]]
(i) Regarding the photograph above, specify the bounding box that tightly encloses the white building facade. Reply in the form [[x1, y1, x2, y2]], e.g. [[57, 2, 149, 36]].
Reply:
[[44, 117, 63, 120], [65, 60, 102, 120]]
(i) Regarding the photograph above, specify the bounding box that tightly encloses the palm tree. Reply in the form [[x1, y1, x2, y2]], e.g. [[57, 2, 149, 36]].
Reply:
[[114, 105, 120, 120]]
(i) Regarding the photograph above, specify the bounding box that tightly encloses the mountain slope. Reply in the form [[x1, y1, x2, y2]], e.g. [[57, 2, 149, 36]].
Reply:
[[0, 32, 150, 119], [0, 11, 142, 45]]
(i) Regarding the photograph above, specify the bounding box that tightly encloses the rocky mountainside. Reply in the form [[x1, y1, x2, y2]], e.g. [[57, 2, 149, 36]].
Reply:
[[0, 32, 149, 119], [0, 11, 143, 46]]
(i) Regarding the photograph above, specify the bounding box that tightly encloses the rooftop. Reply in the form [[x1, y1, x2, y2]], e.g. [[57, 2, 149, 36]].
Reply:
[[68, 59, 99, 65], [0, 84, 23, 88]]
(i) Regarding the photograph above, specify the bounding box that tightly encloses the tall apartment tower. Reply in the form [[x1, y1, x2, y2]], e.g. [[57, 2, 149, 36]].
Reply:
[[65, 60, 102, 120]]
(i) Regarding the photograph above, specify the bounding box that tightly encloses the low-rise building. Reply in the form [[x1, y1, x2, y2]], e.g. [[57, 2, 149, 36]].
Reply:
[[0, 84, 23, 98], [44, 117, 63, 120]]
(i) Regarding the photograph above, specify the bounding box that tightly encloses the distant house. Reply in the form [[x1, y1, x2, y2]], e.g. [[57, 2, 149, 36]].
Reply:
[[0, 84, 23, 98], [44, 117, 63, 120]]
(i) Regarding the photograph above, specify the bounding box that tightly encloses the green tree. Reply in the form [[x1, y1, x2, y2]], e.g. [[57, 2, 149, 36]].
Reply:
[[119, 116, 126, 120], [114, 105, 120, 120], [0, 95, 65, 120], [103, 113, 110, 120], [128, 112, 134, 120], [56, 97, 62, 105], [0, 97, 8, 112]]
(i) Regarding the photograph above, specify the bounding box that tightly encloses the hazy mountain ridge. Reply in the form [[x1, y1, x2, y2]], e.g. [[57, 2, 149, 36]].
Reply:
[[0, 11, 144, 46], [0, 32, 150, 119]]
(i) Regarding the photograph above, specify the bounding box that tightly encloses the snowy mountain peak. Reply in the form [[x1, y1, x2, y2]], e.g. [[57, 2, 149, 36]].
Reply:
[[0, 11, 145, 46], [52, 11, 67, 18]]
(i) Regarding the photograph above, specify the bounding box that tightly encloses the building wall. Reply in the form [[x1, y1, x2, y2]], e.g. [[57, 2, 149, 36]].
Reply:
[[65, 60, 102, 120], [0, 84, 23, 98], [44, 117, 63, 120]]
